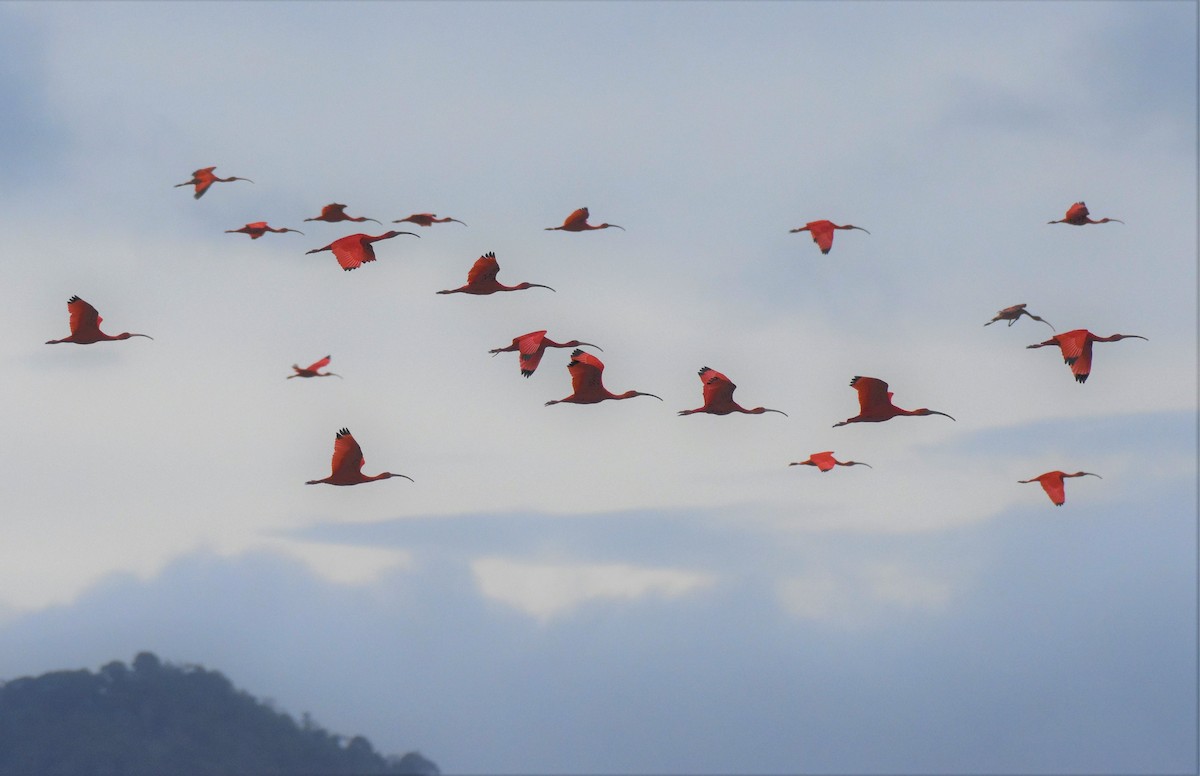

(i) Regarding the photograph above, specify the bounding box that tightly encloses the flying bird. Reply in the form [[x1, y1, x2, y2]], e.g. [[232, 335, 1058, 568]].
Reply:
[[226, 222, 304, 239], [1026, 329, 1147, 383], [833, 376, 954, 427], [304, 203, 382, 225], [306, 231, 418, 271], [678, 366, 787, 416], [288, 355, 341, 379], [1047, 202, 1123, 226], [985, 303, 1054, 330], [789, 220, 869, 254], [437, 252, 554, 295], [174, 166, 252, 199], [489, 330, 602, 377], [1019, 470, 1101, 506], [45, 296, 152, 345], [393, 213, 467, 227], [545, 207, 624, 232], [788, 451, 872, 472], [306, 428, 412, 486], [545, 349, 662, 406]]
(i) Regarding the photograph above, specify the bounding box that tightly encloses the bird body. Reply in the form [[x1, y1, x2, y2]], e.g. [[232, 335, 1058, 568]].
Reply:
[[834, 376, 954, 427], [288, 355, 341, 379], [175, 166, 252, 199], [985, 303, 1054, 330], [678, 366, 787, 416], [393, 213, 467, 227], [1048, 202, 1123, 226], [489, 330, 601, 377], [437, 252, 554, 295], [226, 222, 304, 239], [305, 203, 381, 225], [306, 231, 418, 271], [545, 207, 624, 232], [45, 296, 152, 345], [1026, 329, 1147, 383], [789, 220, 869, 254], [1019, 470, 1101, 506], [546, 349, 662, 405], [789, 451, 872, 472], [306, 428, 412, 486]]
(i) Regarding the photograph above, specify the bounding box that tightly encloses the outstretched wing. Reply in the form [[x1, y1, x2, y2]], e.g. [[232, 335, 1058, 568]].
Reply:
[[330, 428, 365, 479], [567, 349, 605, 393], [305, 355, 332, 372], [810, 451, 836, 471], [699, 367, 736, 406], [1039, 474, 1066, 506], [517, 331, 549, 376], [67, 296, 101, 336], [808, 221, 834, 253], [849, 375, 890, 414], [330, 235, 372, 270], [467, 252, 500, 285]]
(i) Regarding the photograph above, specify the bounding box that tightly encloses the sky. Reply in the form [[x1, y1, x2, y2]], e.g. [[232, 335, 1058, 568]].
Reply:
[[0, 1, 1196, 773]]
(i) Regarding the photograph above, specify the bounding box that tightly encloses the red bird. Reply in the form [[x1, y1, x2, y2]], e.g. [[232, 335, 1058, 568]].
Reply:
[[1047, 202, 1123, 226], [545, 349, 662, 406], [174, 166, 252, 199], [288, 355, 341, 379], [1019, 470, 1101, 506], [788, 451, 872, 472], [393, 213, 467, 227], [834, 376, 954, 427], [226, 222, 304, 239], [489, 330, 602, 377], [545, 207, 624, 232], [306, 428, 412, 486], [306, 231, 418, 271], [45, 296, 152, 345], [437, 252, 554, 295], [304, 204, 381, 225], [789, 220, 869, 254], [985, 303, 1054, 330], [678, 367, 787, 416], [1026, 329, 1147, 383]]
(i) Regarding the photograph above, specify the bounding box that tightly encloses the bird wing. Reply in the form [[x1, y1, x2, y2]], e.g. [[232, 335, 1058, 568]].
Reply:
[[1054, 330, 1087, 365], [467, 252, 500, 285], [1070, 338, 1095, 383], [699, 367, 736, 406], [850, 376, 890, 414], [1039, 473, 1066, 506], [808, 221, 835, 253], [322, 203, 348, 218], [1065, 202, 1088, 221], [330, 429, 365, 479], [563, 208, 589, 228], [567, 350, 605, 392], [330, 235, 372, 270], [518, 331, 548, 374], [810, 451, 836, 471], [67, 296, 101, 336], [306, 355, 332, 372]]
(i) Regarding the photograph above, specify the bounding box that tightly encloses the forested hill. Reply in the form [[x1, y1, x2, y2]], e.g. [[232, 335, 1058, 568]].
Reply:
[[0, 652, 438, 775]]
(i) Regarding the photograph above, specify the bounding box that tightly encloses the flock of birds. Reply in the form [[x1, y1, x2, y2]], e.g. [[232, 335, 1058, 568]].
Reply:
[[43, 167, 1146, 507]]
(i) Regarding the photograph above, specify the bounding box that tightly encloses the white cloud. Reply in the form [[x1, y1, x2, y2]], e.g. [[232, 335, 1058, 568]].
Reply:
[[778, 561, 958, 628]]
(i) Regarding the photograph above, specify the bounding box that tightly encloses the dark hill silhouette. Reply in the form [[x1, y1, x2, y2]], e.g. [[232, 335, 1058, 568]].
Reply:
[[0, 652, 438, 775]]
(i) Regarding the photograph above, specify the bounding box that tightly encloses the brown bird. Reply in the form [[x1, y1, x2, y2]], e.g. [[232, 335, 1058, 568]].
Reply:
[[1047, 202, 1123, 226], [489, 330, 602, 377], [985, 303, 1054, 330], [789, 220, 869, 254], [226, 222, 304, 239], [678, 367, 787, 416], [393, 213, 467, 227], [546, 349, 662, 405], [545, 207, 624, 232], [305, 203, 381, 225], [1019, 470, 1101, 506], [45, 296, 152, 345], [788, 451, 872, 472], [437, 252, 554, 295], [1026, 329, 1147, 383], [834, 376, 954, 427], [306, 428, 412, 486], [306, 231, 418, 271], [174, 166, 252, 199], [288, 355, 341, 379]]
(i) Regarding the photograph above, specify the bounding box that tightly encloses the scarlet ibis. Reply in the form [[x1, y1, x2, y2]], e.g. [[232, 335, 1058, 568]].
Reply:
[[1026, 329, 1147, 383], [306, 231, 418, 271], [545, 349, 662, 405], [174, 166, 252, 199], [678, 367, 787, 416], [393, 213, 467, 227], [306, 428, 412, 486], [489, 330, 602, 377], [45, 296, 152, 345], [545, 207, 624, 232], [288, 355, 341, 379], [985, 303, 1054, 330], [1019, 470, 1101, 506], [1047, 202, 1123, 226], [226, 222, 304, 239], [788, 451, 872, 472], [304, 203, 381, 225], [834, 376, 954, 427], [789, 220, 869, 254], [437, 252, 554, 295]]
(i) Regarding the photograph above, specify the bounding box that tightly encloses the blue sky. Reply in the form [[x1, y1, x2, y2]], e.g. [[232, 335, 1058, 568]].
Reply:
[[0, 1, 1195, 773]]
